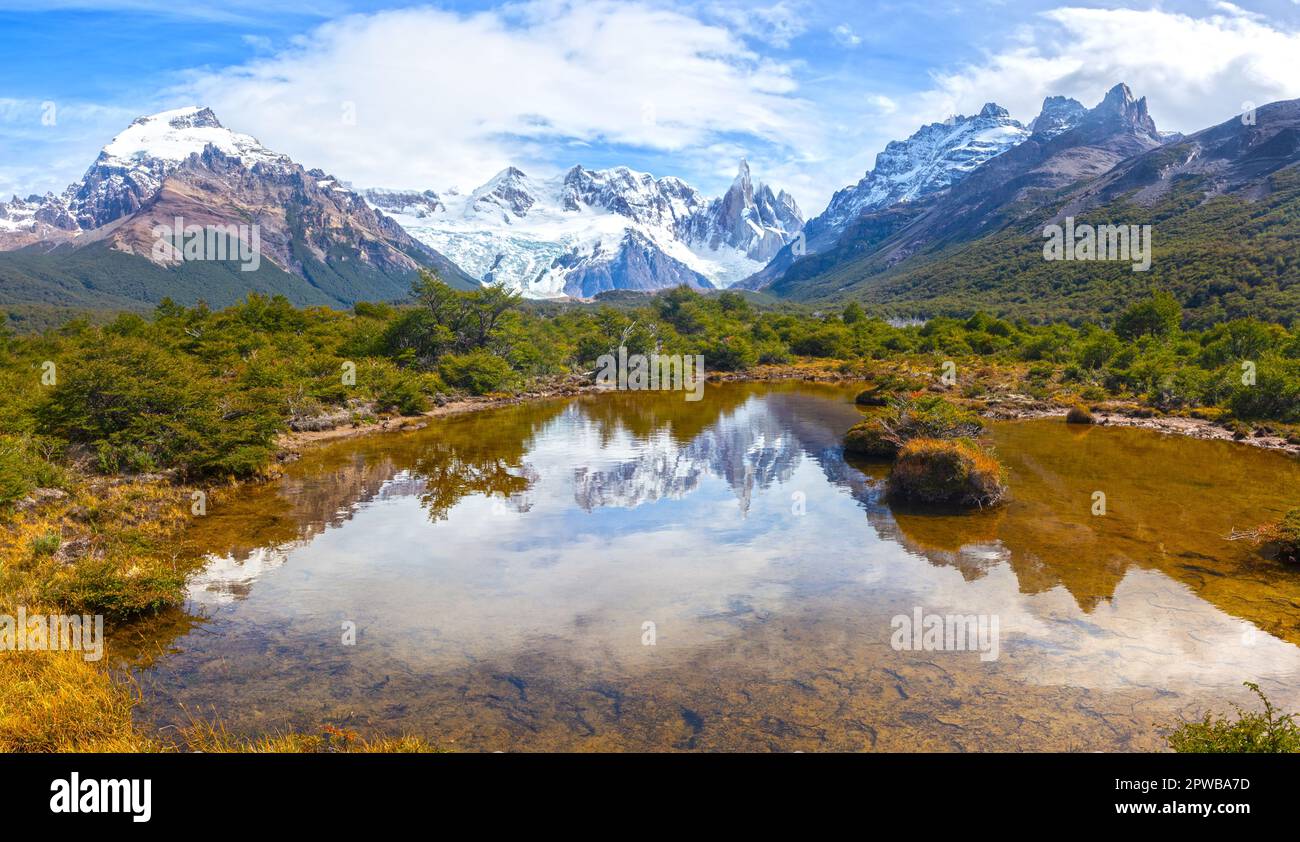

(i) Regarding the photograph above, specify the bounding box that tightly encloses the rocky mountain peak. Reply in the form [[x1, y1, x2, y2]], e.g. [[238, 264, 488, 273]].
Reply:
[[471, 166, 540, 219], [375, 158, 801, 297], [1079, 83, 1160, 141], [0, 106, 473, 296], [801, 102, 1029, 250], [695, 158, 802, 262], [1029, 96, 1088, 139]]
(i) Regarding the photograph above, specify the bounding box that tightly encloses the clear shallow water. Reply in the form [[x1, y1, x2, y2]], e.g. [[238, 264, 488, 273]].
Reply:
[[126, 383, 1300, 751]]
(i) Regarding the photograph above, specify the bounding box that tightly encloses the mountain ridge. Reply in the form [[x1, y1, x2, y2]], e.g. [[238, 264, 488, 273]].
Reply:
[[0, 106, 477, 311], [364, 158, 804, 298]]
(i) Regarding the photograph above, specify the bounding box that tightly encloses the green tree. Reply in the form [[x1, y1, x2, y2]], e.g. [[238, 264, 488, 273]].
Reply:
[[1115, 291, 1182, 340]]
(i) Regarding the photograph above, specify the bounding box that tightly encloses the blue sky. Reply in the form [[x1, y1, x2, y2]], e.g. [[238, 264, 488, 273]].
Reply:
[[3, 0, 1300, 214]]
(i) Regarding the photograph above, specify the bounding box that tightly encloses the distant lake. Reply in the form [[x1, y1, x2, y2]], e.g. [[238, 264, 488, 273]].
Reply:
[[126, 383, 1300, 751]]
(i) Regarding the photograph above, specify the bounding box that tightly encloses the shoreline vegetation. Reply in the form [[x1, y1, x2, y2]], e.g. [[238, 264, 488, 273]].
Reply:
[[3, 274, 1300, 752]]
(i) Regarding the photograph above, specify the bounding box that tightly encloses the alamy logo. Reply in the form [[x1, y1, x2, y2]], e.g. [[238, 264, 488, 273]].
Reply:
[[50, 773, 151, 823], [1043, 216, 1151, 272], [890, 607, 1000, 662], [1, 607, 103, 662], [594, 347, 705, 402], [151, 216, 261, 272]]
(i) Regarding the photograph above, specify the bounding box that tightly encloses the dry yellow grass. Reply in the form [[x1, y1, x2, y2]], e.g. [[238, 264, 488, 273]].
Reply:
[[888, 437, 1008, 508], [181, 720, 444, 753], [0, 649, 160, 752]]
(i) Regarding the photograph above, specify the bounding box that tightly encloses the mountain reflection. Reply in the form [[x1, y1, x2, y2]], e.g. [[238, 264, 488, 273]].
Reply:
[[181, 383, 1300, 652]]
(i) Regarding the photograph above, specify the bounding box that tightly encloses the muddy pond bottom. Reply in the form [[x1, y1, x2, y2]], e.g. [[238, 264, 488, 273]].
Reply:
[[126, 383, 1300, 751]]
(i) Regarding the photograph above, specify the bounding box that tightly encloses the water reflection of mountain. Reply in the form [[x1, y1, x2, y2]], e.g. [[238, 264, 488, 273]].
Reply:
[[573, 401, 800, 512], [179, 384, 1300, 648], [570, 385, 867, 513]]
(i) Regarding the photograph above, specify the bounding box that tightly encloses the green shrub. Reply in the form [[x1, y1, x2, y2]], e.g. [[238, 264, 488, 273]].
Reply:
[[790, 324, 851, 358], [843, 418, 898, 458], [1169, 683, 1300, 753], [1115, 291, 1182, 340], [1227, 356, 1300, 422], [1077, 331, 1121, 369], [31, 531, 61, 558], [755, 341, 791, 365], [36, 337, 280, 479], [876, 394, 984, 446], [438, 349, 518, 395], [703, 336, 757, 372], [364, 359, 437, 415], [0, 435, 65, 508]]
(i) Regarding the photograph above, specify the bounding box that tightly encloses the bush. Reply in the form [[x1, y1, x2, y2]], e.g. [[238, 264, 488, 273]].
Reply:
[[365, 359, 436, 415], [1227, 356, 1300, 422], [790, 323, 851, 358], [843, 418, 898, 458], [1169, 682, 1300, 753], [1115, 291, 1182, 340], [703, 336, 757, 372], [877, 394, 984, 446], [855, 374, 921, 406], [0, 435, 65, 508], [1077, 331, 1121, 369], [755, 340, 791, 365], [887, 438, 1008, 508], [1065, 404, 1095, 424], [1237, 508, 1300, 565], [35, 338, 280, 479], [438, 349, 518, 395]]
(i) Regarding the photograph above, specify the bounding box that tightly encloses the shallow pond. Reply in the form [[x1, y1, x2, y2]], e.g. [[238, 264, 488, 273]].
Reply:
[[126, 382, 1300, 751]]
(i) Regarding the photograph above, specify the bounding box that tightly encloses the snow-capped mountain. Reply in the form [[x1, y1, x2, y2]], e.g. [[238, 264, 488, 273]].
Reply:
[[1, 107, 291, 240], [809, 103, 1031, 252], [1028, 96, 1088, 140], [737, 102, 1031, 290], [364, 159, 802, 298], [755, 83, 1171, 301], [0, 106, 475, 303]]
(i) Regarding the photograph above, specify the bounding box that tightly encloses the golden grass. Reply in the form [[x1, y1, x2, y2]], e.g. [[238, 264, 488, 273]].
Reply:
[[181, 720, 445, 753], [0, 648, 161, 752], [0, 648, 444, 753], [888, 437, 1008, 508]]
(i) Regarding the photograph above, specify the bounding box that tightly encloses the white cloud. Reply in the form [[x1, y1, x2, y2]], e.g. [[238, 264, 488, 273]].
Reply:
[[865, 93, 898, 114], [705, 1, 810, 49], [915, 6, 1300, 135], [832, 23, 861, 47], [179, 0, 817, 196]]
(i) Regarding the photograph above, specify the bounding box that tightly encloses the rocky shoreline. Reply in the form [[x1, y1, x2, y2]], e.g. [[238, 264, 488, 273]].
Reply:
[[980, 396, 1300, 456]]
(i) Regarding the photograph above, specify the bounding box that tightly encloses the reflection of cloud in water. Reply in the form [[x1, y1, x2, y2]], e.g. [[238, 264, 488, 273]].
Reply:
[[864, 545, 1300, 697]]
